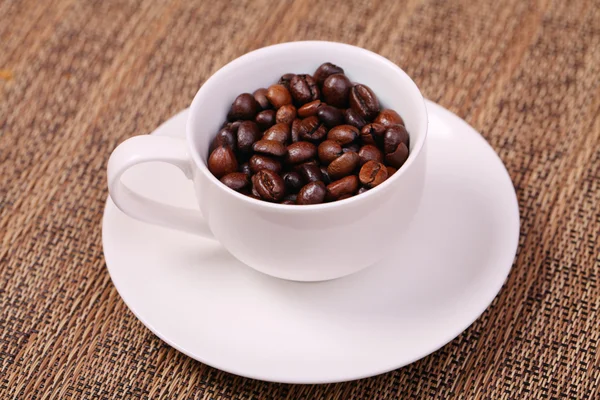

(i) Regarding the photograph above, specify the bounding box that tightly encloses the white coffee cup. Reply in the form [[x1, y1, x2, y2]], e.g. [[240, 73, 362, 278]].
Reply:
[[107, 41, 428, 281]]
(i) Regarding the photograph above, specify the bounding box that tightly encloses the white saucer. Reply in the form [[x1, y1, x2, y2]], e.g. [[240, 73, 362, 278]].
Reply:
[[102, 100, 519, 384]]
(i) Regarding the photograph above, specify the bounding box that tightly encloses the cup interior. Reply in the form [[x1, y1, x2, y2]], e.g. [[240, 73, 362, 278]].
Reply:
[[188, 41, 427, 202]]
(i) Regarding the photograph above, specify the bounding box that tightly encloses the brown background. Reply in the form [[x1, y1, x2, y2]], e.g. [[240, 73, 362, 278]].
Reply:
[[1, 0, 599, 398]]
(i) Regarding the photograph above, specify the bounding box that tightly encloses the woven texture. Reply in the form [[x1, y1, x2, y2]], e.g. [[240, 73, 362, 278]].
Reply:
[[1, 0, 600, 398]]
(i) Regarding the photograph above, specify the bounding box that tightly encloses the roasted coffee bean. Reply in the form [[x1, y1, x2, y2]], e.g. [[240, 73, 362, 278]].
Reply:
[[227, 93, 259, 121], [236, 121, 261, 154], [291, 119, 301, 143], [383, 125, 410, 154], [286, 141, 317, 164], [359, 160, 388, 188], [252, 170, 286, 202], [208, 146, 238, 178], [349, 84, 380, 120], [282, 172, 304, 193], [278, 73, 295, 89], [298, 100, 323, 118], [253, 88, 272, 110], [338, 194, 353, 200], [327, 151, 359, 180], [281, 200, 296, 205], [297, 162, 323, 183], [222, 120, 241, 132], [317, 105, 345, 128], [375, 109, 404, 127], [328, 125, 359, 145], [263, 122, 290, 143], [326, 175, 359, 201], [276, 104, 297, 125], [386, 166, 397, 176], [220, 172, 250, 191], [322, 74, 352, 108], [247, 191, 261, 200], [283, 193, 298, 203], [210, 127, 237, 153], [358, 144, 384, 165], [249, 154, 282, 174], [385, 143, 409, 168], [360, 123, 386, 146], [297, 181, 327, 205], [240, 162, 252, 176], [267, 84, 292, 108], [343, 143, 361, 153], [313, 62, 344, 86], [318, 140, 343, 165], [255, 110, 276, 130], [290, 74, 320, 105], [253, 139, 287, 157], [320, 166, 331, 184], [357, 186, 369, 195], [299, 116, 327, 142], [344, 108, 367, 129]]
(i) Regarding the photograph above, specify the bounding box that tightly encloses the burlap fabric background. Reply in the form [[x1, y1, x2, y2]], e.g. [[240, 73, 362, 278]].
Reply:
[[1, 0, 599, 398]]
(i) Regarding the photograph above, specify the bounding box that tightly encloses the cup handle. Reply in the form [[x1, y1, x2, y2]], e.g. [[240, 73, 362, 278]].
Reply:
[[107, 135, 214, 238]]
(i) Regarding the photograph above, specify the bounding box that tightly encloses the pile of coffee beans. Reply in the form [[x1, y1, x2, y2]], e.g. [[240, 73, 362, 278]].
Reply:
[[208, 62, 410, 205]]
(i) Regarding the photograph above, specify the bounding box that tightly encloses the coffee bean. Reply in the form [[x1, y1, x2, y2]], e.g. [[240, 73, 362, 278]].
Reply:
[[208, 146, 238, 178], [320, 166, 331, 184], [343, 143, 361, 153], [359, 160, 388, 188], [383, 125, 409, 154], [326, 175, 359, 201], [318, 140, 343, 165], [247, 191, 261, 200], [291, 119, 301, 143], [375, 109, 404, 127], [249, 154, 282, 174], [283, 193, 298, 203], [222, 120, 241, 132], [322, 74, 352, 108], [281, 200, 295, 205], [278, 73, 295, 90], [344, 108, 367, 129], [299, 116, 327, 142], [338, 194, 353, 200], [297, 181, 327, 205], [313, 62, 344, 86], [317, 105, 345, 128], [386, 166, 397, 176], [327, 125, 358, 145], [236, 121, 261, 154], [227, 93, 259, 121], [252, 170, 286, 202], [267, 84, 292, 109], [286, 141, 317, 164], [358, 144, 383, 165], [220, 172, 250, 191], [263, 122, 290, 143], [385, 143, 409, 168], [253, 88, 272, 110], [276, 104, 297, 125], [255, 110, 276, 130], [240, 162, 252, 176], [282, 171, 304, 193], [298, 100, 323, 118], [357, 186, 369, 195], [210, 127, 237, 153], [327, 151, 359, 180], [290, 74, 320, 106], [297, 162, 323, 183], [360, 123, 386, 146], [349, 84, 380, 120], [253, 139, 287, 157]]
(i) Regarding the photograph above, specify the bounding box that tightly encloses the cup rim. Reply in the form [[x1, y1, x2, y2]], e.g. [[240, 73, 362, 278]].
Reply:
[[187, 40, 428, 212]]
